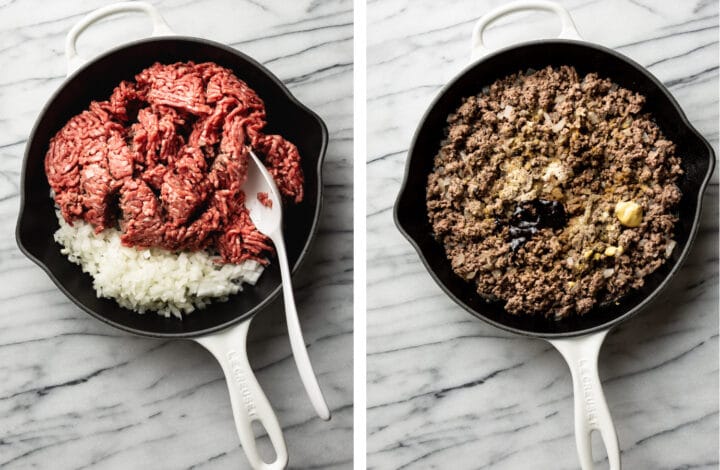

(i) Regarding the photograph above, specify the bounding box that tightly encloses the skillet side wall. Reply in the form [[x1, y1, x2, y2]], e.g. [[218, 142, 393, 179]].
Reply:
[[396, 41, 714, 337], [17, 38, 326, 337]]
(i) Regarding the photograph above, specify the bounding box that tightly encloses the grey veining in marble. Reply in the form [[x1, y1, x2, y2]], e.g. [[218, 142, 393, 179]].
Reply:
[[367, 0, 718, 469], [0, 0, 352, 468]]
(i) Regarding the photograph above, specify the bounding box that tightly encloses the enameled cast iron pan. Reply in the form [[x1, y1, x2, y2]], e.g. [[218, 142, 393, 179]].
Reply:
[[394, 2, 715, 469], [15, 3, 327, 469]]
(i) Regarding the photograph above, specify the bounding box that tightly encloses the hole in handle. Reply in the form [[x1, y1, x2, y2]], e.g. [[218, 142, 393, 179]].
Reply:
[[251, 418, 278, 464], [590, 429, 610, 469]]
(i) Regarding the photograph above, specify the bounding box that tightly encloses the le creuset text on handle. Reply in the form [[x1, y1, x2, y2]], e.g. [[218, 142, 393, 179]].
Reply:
[[195, 321, 288, 470], [551, 331, 621, 470]]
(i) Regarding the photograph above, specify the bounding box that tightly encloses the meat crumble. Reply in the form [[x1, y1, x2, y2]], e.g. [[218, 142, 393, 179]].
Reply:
[[426, 65, 682, 318], [45, 61, 303, 265], [257, 192, 273, 208]]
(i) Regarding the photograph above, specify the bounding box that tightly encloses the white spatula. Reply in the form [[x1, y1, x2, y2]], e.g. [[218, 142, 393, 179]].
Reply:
[[243, 149, 331, 421]]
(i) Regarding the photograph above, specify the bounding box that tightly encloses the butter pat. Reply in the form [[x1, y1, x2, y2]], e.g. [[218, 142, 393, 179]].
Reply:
[[604, 245, 623, 257], [615, 200, 643, 227]]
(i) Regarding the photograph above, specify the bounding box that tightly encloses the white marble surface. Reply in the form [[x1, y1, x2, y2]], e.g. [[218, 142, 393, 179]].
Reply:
[[0, 1, 352, 468], [368, 0, 718, 469]]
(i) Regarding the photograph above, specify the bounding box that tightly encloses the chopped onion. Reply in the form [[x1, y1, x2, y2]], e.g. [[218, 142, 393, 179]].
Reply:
[[665, 240, 677, 258], [499, 105, 514, 121]]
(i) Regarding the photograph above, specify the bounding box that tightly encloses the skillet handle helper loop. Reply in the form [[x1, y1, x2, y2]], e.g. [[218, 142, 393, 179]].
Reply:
[[65, 1, 174, 75], [470, 0, 581, 62], [550, 331, 621, 470]]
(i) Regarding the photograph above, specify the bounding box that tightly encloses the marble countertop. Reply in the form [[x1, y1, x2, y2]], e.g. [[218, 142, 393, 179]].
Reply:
[[0, 1, 352, 468], [368, 0, 718, 469]]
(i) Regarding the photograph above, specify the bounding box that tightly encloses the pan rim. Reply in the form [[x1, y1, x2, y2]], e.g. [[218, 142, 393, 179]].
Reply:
[[394, 39, 716, 339], [16, 36, 328, 339]]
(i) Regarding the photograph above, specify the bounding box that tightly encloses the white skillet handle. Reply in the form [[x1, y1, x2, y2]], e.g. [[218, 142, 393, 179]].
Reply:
[[549, 330, 621, 470], [271, 230, 331, 421], [195, 320, 288, 470], [65, 1, 174, 75], [470, 0, 581, 62]]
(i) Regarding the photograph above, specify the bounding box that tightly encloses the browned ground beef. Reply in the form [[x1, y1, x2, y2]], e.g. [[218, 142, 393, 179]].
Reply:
[[426, 65, 682, 319]]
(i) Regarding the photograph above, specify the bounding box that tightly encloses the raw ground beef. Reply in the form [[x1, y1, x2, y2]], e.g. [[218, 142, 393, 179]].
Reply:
[[257, 192, 273, 208], [427, 65, 682, 319], [45, 61, 303, 264]]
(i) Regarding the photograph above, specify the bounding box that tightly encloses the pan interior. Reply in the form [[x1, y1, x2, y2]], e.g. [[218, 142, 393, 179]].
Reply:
[[396, 41, 714, 337], [17, 38, 326, 338]]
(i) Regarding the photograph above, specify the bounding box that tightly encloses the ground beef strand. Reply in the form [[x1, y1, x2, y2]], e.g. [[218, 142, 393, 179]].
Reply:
[[426, 65, 682, 319], [45, 61, 304, 264]]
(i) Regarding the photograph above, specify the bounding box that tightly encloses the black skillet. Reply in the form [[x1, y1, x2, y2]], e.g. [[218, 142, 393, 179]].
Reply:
[[15, 3, 328, 469], [394, 2, 715, 469]]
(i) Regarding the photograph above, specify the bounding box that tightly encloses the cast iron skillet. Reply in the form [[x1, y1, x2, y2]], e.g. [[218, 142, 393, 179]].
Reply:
[[394, 2, 714, 469], [15, 3, 327, 469]]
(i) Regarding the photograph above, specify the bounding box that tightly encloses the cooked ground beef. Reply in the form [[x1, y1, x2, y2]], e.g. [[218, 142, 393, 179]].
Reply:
[[426, 65, 682, 319], [45, 61, 303, 264]]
